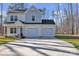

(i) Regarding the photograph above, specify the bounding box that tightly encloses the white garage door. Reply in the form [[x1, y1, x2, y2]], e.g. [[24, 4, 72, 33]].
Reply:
[[23, 28, 40, 37], [23, 28, 54, 37], [41, 28, 53, 37]]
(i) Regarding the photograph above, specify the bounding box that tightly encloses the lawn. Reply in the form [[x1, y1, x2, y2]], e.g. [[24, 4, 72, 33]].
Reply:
[[55, 34, 79, 50], [0, 36, 16, 44]]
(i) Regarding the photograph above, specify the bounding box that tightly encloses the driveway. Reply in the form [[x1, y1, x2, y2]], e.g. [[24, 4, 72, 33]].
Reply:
[[0, 38, 79, 56]]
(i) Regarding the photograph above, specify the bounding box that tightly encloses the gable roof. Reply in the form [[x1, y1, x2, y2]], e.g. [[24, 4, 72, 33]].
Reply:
[[24, 5, 43, 14], [7, 5, 44, 15], [7, 8, 27, 14]]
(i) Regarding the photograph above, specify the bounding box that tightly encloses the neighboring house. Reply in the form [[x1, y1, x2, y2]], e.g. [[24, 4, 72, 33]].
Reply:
[[0, 15, 4, 36], [4, 4, 56, 38]]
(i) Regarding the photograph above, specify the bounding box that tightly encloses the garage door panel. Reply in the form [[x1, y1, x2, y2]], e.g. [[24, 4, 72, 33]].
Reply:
[[41, 28, 53, 36], [23, 28, 39, 37], [27, 28, 39, 37]]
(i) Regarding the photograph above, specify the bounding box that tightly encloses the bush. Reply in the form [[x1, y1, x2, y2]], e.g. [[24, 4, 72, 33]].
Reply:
[[0, 36, 16, 44]]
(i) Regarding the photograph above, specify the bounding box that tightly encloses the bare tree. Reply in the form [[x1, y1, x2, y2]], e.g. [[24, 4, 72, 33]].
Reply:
[[75, 3, 78, 34], [0, 3, 3, 36], [62, 5, 69, 34], [0, 3, 3, 25], [68, 3, 74, 34]]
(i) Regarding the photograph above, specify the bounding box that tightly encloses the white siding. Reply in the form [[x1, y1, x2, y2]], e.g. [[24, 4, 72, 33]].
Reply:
[[6, 27, 18, 36], [7, 13, 25, 22], [25, 10, 42, 23], [6, 24, 56, 37]]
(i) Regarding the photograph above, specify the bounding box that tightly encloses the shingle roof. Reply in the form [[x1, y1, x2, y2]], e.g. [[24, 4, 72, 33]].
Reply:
[[4, 21, 15, 24], [5, 19, 55, 24], [42, 19, 55, 24], [7, 8, 27, 13], [19, 20, 55, 24]]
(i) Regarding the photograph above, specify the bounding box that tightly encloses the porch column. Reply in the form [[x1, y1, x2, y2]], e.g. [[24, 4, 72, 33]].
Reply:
[[17, 26, 20, 38], [4, 26, 7, 37], [3, 26, 5, 36]]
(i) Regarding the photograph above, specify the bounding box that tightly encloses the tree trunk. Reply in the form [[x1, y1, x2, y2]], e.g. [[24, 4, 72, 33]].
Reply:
[[68, 3, 74, 34]]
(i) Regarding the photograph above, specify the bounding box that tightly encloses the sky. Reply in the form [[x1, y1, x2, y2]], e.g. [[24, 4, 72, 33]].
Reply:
[[0, 3, 79, 19], [0, 3, 66, 17]]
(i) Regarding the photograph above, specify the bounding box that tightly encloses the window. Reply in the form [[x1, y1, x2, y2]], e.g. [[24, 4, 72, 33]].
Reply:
[[10, 16, 13, 21], [32, 15, 35, 21], [14, 16, 17, 21], [10, 15, 18, 21], [10, 28, 16, 34]]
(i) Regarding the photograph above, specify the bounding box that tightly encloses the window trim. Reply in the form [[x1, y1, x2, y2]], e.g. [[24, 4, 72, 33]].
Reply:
[[10, 15, 14, 21], [14, 16, 18, 21], [32, 15, 35, 21], [10, 15, 18, 22], [10, 28, 16, 34]]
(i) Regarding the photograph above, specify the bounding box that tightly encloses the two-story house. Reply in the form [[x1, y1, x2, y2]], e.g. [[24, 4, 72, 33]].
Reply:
[[4, 4, 56, 38]]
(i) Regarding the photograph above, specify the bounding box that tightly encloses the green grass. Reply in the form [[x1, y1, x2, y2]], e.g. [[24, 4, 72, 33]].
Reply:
[[55, 34, 79, 50], [0, 36, 16, 44]]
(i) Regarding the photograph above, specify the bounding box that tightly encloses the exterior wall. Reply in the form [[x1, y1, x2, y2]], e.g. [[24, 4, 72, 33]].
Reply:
[[7, 10, 42, 23], [5, 24, 56, 37], [6, 26, 20, 36], [7, 12, 25, 22], [25, 10, 42, 23]]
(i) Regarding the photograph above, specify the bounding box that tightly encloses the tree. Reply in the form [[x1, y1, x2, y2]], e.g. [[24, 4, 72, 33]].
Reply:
[[0, 3, 3, 36], [68, 3, 74, 34], [75, 3, 78, 34], [0, 3, 3, 25], [62, 5, 69, 34]]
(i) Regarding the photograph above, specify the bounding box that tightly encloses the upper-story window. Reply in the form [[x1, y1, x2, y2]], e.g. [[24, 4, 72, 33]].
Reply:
[[10, 15, 18, 21], [14, 16, 17, 21], [32, 15, 35, 21], [10, 16, 14, 21]]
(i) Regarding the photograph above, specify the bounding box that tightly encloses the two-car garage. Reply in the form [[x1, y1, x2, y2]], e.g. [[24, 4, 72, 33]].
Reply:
[[23, 27, 55, 38], [21, 20, 56, 38]]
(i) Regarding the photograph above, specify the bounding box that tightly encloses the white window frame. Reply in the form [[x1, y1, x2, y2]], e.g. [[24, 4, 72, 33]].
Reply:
[[31, 15, 36, 21], [10, 15, 18, 22], [10, 28, 16, 34]]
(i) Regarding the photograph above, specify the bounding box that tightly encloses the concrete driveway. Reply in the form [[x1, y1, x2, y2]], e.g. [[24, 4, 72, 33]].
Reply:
[[0, 38, 79, 56]]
